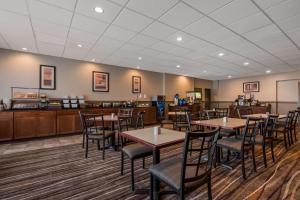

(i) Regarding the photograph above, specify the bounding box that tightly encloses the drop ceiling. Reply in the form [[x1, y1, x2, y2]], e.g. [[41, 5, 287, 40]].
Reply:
[[0, 0, 300, 80]]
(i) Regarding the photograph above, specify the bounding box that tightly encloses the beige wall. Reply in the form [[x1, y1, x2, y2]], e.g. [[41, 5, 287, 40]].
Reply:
[[0, 49, 213, 101], [164, 73, 194, 101], [213, 71, 300, 102]]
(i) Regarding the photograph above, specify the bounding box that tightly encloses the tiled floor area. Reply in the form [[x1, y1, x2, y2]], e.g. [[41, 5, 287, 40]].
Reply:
[[0, 134, 82, 156]]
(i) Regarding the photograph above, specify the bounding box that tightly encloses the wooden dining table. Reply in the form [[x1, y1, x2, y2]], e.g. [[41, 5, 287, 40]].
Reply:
[[119, 127, 186, 195], [168, 111, 186, 116], [243, 113, 287, 119], [191, 118, 249, 130]]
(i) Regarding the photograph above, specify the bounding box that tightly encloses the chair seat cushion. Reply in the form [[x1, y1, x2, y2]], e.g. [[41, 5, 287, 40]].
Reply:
[[217, 137, 243, 151], [220, 129, 236, 137], [122, 143, 152, 159], [149, 158, 208, 191], [88, 130, 115, 139], [255, 135, 272, 144]]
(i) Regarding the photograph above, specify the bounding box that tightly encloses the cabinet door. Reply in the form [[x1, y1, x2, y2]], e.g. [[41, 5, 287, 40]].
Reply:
[[36, 111, 57, 137], [57, 110, 81, 134], [14, 112, 37, 139], [0, 112, 13, 141]]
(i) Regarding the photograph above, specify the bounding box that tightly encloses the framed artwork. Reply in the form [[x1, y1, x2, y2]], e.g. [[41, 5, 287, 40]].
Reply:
[[132, 76, 141, 93], [93, 71, 109, 92], [40, 65, 56, 90], [243, 81, 260, 93]]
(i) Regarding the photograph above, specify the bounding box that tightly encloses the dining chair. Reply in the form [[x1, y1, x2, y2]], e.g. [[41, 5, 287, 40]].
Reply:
[[216, 117, 260, 179], [275, 111, 295, 149], [215, 108, 229, 118], [236, 108, 253, 119], [291, 110, 299, 143], [135, 111, 145, 129], [149, 128, 220, 200], [119, 114, 153, 192], [81, 113, 115, 159], [255, 115, 278, 167], [174, 110, 190, 131]]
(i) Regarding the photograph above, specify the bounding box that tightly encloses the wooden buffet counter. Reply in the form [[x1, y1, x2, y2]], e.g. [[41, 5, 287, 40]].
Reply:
[[0, 107, 157, 141], [229, 105, 271, 118]]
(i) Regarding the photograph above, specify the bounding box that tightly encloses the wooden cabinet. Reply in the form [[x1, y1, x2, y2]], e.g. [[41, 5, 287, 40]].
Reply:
[[134, 107, 157, 125], [14, 111, 56, 139], [57, 109, 81, 135], [0, 112, 14, 141]]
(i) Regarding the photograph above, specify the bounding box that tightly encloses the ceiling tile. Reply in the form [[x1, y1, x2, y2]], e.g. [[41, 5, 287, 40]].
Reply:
[[95, 36, 124, 51], [168, 46, 191, 56], [253, 0, 286, 9], [128, 34, 159, 47], [183, 0, 233, 14], [113, 9, 153, 32], [151, 41, 177, 53], [159, 2, 203, 29], [0, 35, 9, 49], [118, 43, 144, 52], [38, 0, 77, 11], [166, 32, 210, 50], [184, 17, 222, 38], [67, 28, 98, 46], [127, 0, 179, 19], [71, 14, 108, 35], [228, 12, 272, 34], [0, 0, 29, 15], [209, 0, 260, 25], [76, 0, 122, 23], [36, 32, 66, 45], [0, 10, 32, 32], [28, 0, 73, 26], [201, 27, 237, 44], [32, 18, 69, 38], [142, 21, 177, 40], [110, 0, 129, 6], [277, 14, 300, 32], [265, 0, 300, 21], [104, 25, 136, 42], [37, 41, 64, 57], [286, 27, 300, 46]]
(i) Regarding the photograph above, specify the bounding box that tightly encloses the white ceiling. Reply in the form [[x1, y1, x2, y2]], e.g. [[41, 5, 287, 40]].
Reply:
[[0, 0, 300, 80]]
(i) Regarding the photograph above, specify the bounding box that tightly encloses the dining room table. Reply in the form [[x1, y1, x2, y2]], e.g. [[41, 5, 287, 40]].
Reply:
[[191, 117, 250, 130], [119, 127, 186, 195], [242, 113, 287, 119]]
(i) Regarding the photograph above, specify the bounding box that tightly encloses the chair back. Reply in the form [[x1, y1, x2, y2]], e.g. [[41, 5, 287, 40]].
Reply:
[[205, 110, 216, 120], [292, 110, 299, 128], [215, 108, 228, 118], [135, 111, 145, 129], [263, 114, 279, 137], [118, 108, 133, 117], [285, 111, 295, 129], [80, 113, 105, 134], [174, 110, 188, 124], [237, 108, 253, 119], [241, 117, 261, 147], [180, 128, 220, 190]]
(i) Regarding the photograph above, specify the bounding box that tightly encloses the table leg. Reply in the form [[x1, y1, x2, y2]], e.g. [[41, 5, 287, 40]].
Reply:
[[152, 148, 160, 200]]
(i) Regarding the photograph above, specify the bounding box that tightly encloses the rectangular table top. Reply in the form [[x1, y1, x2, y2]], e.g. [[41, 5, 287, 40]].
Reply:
[[191, 118, 248, 129], [243, 113, 286, 119], [95, 115, 118, 121], [120, 127, 186, 149]]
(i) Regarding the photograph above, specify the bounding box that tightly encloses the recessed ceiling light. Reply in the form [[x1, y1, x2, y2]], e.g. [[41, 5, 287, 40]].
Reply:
[[218, 52, 224, 57], [176, 65, 180, 68], [22, 47, 27, 51], [77, 44, 83, 48], [266, 70, 271, 74], [136, 66, 140, 69], [176, 36, 182, 42], [138, 56, 142, 60], [91, 58, 95, 62], [243, 62, 249, 66], [95, 7, 104, 13], [203, 70, 207, 73], [227, 75, 232, 78]]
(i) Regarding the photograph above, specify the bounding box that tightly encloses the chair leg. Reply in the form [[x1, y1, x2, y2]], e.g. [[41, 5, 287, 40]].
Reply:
[[131, 159, 135, 191], [294, 127, 297, 141], [102, 138, 105, 160], [150, 174, 154, 200], [226, 149, 230, 161], [252, 146, 257, 172], [241, 151, 246, 179], [97, 140, 100, 150], [82, 133, 85, 148], [289, 129, 294, 144], [283, 131, 288, 149], [121, 151, 124, 175], [142, 157, 145, 169], [262, 144, 267, 168], [85, 138, 89, 158], [207, 176, 212, 200], [270, 141, 275, 163]]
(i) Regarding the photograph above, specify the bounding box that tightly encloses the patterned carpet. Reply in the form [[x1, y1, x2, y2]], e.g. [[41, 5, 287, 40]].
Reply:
[[0, 134, 300, 200]]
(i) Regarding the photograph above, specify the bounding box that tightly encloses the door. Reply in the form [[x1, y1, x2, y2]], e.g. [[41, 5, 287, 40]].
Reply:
[[205, 88, 211, 109]]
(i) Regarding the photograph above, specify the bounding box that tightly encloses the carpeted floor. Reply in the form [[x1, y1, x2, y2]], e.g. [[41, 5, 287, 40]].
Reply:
[[0, 134, 300, 200]]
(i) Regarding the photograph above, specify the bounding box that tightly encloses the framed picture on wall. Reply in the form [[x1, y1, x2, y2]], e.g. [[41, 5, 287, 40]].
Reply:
[[132, 76, 141, 93], [93, 71, 109, 92], [39, 65, 56, 90], [243, 81, 260, 93]]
